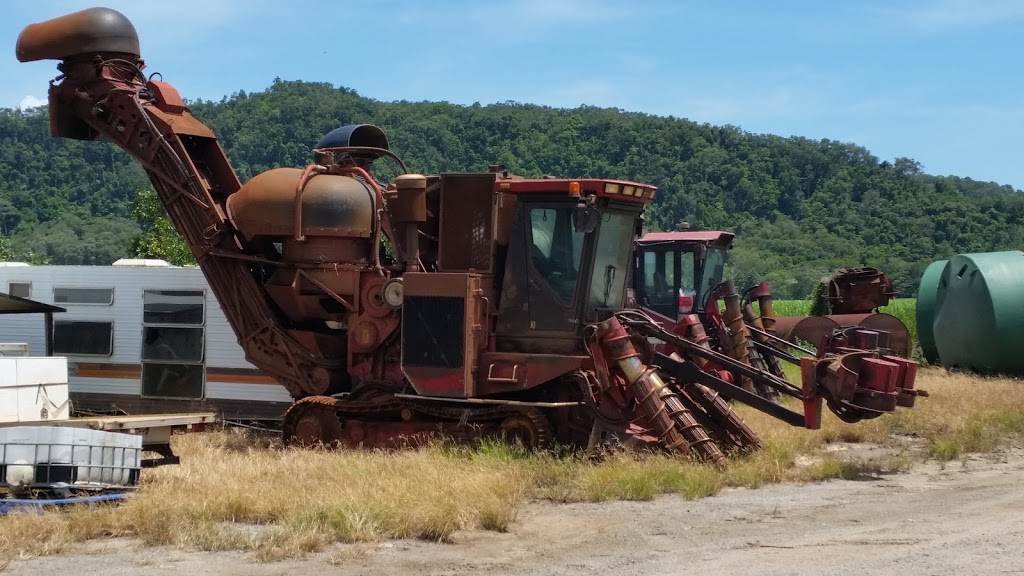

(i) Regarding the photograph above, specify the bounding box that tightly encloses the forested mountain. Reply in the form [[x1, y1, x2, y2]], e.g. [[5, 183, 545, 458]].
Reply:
[[1, 79, 1021, 297]]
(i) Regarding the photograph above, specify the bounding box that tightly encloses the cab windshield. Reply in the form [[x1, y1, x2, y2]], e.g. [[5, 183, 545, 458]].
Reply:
[[529, 206, 585, 305], [697, 246, 727, 307], [642, 249, 696, 304], [586, 210, 637, 318]]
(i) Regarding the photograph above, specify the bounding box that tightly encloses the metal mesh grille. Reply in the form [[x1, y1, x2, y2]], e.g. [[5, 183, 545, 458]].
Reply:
[[469, 203, 491, 270], [402, 296, 465, 368], [438, 174, 494, 271]]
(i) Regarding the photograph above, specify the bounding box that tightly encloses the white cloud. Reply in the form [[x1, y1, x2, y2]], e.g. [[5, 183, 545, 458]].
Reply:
[[389, 0, 631, 41], [679, 86, 822, 126], [494, 0, 624, 24], [39, 0, 265, 47], [545, 80, 622, 108], [17, 95, 45, 109], [887, 0, 1024, 30]]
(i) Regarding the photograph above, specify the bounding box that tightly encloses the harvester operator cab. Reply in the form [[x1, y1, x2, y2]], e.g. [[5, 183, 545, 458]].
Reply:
[[633, 230, 734, 321], [494, 180, 654, 355]]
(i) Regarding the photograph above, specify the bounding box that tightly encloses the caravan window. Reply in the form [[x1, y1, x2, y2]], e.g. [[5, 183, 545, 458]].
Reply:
[[54, 287, 114, 305], [141, 363, 205, 399], [143, 290, 205, 325], [8, 282, 30, 299], [53, 321, 113, 356], [142, 326, 204, 363], [141, 289, 206, 399]]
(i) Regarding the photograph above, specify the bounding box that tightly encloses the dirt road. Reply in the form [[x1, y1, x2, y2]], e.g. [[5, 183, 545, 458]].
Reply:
[[7, 449, 1024, 575]]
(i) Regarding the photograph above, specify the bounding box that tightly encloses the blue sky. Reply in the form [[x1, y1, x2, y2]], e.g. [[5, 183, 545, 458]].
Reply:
[[3, 0, 1022, 190]]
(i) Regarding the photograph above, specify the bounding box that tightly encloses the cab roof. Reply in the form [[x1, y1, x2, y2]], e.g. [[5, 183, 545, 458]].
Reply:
[[638, 230, 735, 245], [495, 177, 657, 204]]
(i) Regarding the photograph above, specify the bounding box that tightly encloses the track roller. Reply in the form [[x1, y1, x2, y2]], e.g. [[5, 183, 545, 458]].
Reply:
[[282, 396, 345, 447], [497, 407, 554, 451]]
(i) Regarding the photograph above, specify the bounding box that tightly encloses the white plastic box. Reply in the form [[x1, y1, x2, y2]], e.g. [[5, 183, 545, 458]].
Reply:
[[0, 356, 71, 423], [0, 343, 29, 357], [0, 426, 142, 487]]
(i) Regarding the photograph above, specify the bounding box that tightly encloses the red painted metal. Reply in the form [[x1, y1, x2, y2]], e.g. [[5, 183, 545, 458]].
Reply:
[[800, 357, 824, 429], [773, 313, 912, 357], [496, 177, 655, 204], [592, 316, 725, 466], [637, 231, 734, 245], [811, 327, 928, 420]]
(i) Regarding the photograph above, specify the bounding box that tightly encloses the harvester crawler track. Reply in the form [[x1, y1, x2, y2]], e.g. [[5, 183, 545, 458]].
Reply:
[[282, 395, 554, 450]]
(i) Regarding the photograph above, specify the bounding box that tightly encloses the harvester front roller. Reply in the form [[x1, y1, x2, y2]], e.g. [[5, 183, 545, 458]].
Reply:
[[673, 318, 763, 451], [593, 316, 727, 467], [706, 280, 779, 400], [675, 370, 763, 452]]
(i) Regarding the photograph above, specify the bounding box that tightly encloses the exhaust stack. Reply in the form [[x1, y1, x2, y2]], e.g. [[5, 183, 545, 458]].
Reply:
[[16, 7, 140, 63]]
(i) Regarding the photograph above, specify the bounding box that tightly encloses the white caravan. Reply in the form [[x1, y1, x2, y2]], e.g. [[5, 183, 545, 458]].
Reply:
[[0, 260, 292, 422]]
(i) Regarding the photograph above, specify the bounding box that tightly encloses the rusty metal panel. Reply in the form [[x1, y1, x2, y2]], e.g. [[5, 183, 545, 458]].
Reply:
[[402, 272, 469, 298], [773, 313, 911, 357], [16, 7, 141, 63], [401, 273, 485, 398], [437, 173, 496, 272], [831, 313, 912, 358], [773, 315, 841, 349], [826, 267, 895, 314], [476, 351, 586, 395]]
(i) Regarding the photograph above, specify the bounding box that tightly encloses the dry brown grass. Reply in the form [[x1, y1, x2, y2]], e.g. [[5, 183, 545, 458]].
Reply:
[[768, 366, 1024, 457], [0, 434, 529, 562], [1, 367, 1021, 562], [816, 368, 1024, 459]]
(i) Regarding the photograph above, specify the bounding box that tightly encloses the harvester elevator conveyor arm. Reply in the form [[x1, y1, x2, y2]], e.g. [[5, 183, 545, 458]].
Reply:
[[619, 316, 803, 398], [652, 352, 807, 428]]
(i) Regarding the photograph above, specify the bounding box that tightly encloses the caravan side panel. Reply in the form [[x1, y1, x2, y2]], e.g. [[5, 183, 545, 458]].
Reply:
[[0, 265, 294, 421]]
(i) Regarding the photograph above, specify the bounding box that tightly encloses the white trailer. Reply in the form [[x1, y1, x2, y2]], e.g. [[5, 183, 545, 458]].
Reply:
[[0, 260, 293, 422]]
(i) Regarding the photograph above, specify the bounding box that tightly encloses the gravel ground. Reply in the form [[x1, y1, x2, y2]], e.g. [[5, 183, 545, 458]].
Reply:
[[6, 448, 1024, 576]]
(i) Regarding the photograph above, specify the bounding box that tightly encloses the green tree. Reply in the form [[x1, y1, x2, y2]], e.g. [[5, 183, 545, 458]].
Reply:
[[130, 189, 195, 266], [3, 81, 1023, 295], [0, 235, 13, 261]]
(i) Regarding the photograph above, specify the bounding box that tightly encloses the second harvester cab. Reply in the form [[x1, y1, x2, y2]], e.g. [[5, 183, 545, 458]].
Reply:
[[632, 226, 734, 322]]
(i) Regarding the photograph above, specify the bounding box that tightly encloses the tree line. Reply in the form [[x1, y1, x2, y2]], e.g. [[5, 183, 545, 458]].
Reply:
[[1, 78, 1021, 298]]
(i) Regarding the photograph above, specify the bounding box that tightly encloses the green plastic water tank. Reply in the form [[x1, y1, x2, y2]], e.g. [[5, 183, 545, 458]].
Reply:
[[932, 250, 1024, 376], [915, 259, 947, 364]]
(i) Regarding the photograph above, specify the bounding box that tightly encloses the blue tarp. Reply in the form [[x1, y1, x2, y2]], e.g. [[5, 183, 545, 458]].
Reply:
[[0, 492, 130, 515]]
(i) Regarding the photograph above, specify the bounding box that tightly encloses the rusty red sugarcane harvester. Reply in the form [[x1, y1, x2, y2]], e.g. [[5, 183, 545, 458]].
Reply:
[[15, 8, 927, 467], [631, 230, 917, 412]]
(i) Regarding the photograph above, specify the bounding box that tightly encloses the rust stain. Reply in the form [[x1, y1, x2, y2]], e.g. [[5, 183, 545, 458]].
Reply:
[[72, 363, 279, 385]]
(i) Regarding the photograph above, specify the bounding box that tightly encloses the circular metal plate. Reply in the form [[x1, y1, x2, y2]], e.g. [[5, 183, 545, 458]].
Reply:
[[383, 278, 404, 309], [360, 275, 391, 318]]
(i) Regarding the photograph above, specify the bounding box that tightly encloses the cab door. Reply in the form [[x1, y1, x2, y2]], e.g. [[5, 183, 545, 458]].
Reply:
[[637, 247, 679, 318], [525, 203, 586, 333]]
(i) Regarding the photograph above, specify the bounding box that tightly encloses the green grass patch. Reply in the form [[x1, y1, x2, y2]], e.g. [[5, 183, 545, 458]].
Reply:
[[771, 299, 811, 317], [808, 454, 912, 481]]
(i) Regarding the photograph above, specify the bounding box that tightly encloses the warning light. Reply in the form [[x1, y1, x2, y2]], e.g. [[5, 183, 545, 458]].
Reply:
[[569, 181, 581, 194]]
